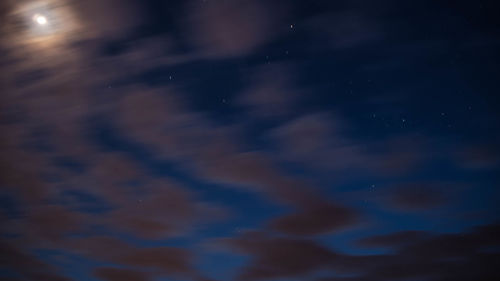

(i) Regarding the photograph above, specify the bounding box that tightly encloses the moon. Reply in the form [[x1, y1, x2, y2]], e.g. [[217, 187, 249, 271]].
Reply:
[[2, 0, 89, 56], [33, 14, 48, 25]]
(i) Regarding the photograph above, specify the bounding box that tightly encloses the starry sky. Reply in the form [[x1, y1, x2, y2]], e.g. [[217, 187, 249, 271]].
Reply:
[[1, 0, 500, 281]]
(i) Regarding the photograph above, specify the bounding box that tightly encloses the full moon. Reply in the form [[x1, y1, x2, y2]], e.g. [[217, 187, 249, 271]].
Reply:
[[33, 14, 47, 25], [6, 0, 82, 49]]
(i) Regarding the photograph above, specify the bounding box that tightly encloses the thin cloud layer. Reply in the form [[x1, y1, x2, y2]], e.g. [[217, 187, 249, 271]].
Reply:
[[184, 0, 279, 57]]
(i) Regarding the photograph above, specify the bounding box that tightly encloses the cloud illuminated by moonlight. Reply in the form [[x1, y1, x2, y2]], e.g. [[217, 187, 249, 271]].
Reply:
[[3, 0, 81, 49]]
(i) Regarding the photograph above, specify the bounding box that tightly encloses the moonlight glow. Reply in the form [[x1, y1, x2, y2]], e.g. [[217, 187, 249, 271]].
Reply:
[[7, 0, 82, 48], [33, 14, 48, 25]]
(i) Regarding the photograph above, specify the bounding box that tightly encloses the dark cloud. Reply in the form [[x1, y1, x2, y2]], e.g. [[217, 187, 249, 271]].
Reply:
[[63, 236, 200, 280], [93, 267, 151, 281], [0, 240, 71, 281], [24, 205, 86, 241], [457, 143, 500, 170], [222, 232, 338, 281], [62, 235, 134, 261], [215, 224, 500, 281], [385, 182, 450, 211], [329, 223, 500, 281], [355, 230, 429, 248], [103, 180, 225, 239], [117, 247, 192, 275], [269, 201, 358, 236], [0, 240, 48, 270]]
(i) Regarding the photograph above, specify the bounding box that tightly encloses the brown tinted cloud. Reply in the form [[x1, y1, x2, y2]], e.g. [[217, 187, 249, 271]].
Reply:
[[93, 267, 151, 281]]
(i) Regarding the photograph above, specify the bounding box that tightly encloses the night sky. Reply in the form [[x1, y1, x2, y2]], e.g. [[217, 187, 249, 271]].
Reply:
[[1, 0, 500, 281]]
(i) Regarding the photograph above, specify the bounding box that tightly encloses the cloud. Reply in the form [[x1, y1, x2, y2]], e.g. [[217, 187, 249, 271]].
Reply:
[[355, 230, 429, 248], [215, 223, 500, 281], [323, 223, 500, 281], [93, 267, 151, 281], [102, 179, 225, 239], [24, 205, 86, 241], [86, 152, 144, 194], [222, 232, 338, 281], [113, 86, 349, 216], [0, 240, 48, 270], [270, 114, 425, 177], [268, 201, 359, 236], [216, 231, 383, 281], [183, 0, 280, 57], [62, 235, 135, 261], [73, 0, 145, 39], [456, 143, 500, 170], [371, 135, 426, 176], [115, 86, 195, 158], [270, 113, 346, 169], [110, 71, 363, 238], [237, 64, 299, 118], [383, 182, 450, 212], [64, 236, 200, 280], [117, 247, 192, 275], [0, 240, 72, 281], [0, 147, 50, 203]]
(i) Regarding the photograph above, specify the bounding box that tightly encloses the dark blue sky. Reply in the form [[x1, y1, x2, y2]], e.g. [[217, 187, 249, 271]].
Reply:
[[1, 1, 499, 281]]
